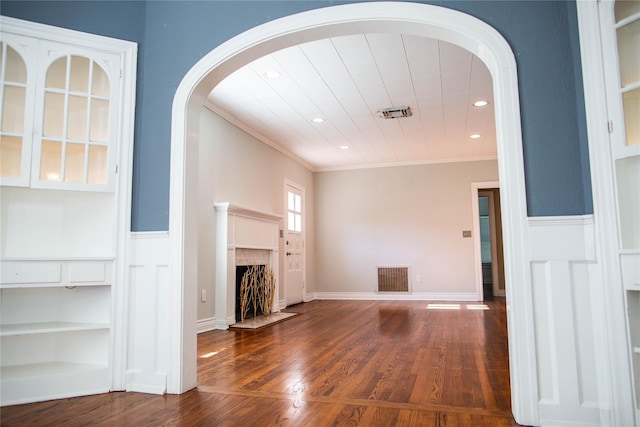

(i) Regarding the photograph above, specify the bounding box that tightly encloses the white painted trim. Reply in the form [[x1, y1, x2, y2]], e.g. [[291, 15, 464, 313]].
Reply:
[[527, 215, 605, 426], [126, 232, 169, 396], [125, 383, 166, 395], [316, 155, 499, 172], [528, 215, 594, 228], [0, 16, 135, 50], [314, 292, 480, 301], [196, 318, 216, 334], [170, 3, 535, 424], [125, 371, 167, 395], [130, 231, 170, 240], [283, 179, 306, 307], [472, 181, 500, 301], [529, 215, 596, 262], [576, 1, 637, 425], [204, 101, 316, 171]]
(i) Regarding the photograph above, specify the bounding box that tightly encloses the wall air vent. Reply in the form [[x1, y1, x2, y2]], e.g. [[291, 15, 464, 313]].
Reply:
[[377, 266, 410, 292], [377, 106, 412, 119]]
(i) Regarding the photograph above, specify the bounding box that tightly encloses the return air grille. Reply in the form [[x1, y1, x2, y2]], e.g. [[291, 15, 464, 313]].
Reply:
[[377, 267, 409, 292], [377, 106, 412, 119]]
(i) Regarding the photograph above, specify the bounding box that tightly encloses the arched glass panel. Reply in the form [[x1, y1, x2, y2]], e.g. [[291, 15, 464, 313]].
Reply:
[[41, 55, 110, 185], [0, 42, 27, 179]]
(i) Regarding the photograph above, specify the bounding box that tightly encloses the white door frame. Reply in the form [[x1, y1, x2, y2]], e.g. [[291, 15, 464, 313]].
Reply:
[[168, 3, 536, 424], [283, 179, 306, 306], [471, 181, 500, 301]]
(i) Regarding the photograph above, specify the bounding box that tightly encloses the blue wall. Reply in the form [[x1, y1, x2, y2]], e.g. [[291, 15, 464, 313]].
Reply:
[[1, 0, 592, 231]]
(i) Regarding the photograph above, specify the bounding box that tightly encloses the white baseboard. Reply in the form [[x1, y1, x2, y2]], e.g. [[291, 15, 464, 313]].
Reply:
[[313, 292, 480, 301], [196, 317, 216, 334], [125, 371, 167, 395]]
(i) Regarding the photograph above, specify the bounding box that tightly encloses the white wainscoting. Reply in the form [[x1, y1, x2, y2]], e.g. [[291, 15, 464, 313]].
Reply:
[[529, 215, 605, 426], [126, 232, 170, 394], [123, 214, 611, 427]]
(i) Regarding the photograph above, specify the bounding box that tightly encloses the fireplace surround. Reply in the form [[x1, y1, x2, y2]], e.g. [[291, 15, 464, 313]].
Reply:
[[213, 203, 281, 329]]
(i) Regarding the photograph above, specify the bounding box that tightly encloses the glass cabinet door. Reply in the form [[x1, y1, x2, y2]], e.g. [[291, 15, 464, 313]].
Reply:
[[32, 41, 120, 191], [0, 34, 36, 187], [0, 34, 120, 192], [611, 0, 640, 159], [607, 1, 640, 251]]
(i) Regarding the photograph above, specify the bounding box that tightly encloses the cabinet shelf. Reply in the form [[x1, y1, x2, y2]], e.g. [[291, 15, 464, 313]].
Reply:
[[1, 362, 109, 406], [1, 361, 108, 380], [1, 322, 109, 336], [0, 282, 111, 290]]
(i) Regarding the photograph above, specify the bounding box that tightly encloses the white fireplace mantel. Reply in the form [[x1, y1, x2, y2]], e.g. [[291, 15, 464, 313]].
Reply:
[[213, 203, 282, 329]]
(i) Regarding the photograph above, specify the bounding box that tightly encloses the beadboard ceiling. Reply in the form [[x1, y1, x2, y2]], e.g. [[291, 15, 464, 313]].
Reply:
[[206, 33, 496, 172]]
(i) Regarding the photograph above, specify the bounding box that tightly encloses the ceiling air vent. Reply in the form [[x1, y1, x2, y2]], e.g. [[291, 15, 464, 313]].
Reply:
[[377, 106, 412, 119]]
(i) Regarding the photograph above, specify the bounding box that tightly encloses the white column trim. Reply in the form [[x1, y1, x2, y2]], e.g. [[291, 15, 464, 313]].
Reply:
[[576, 1, 636, 425]]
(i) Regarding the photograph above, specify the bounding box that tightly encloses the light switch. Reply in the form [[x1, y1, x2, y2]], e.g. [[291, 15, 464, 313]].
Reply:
[[462, 230, 472, 238]]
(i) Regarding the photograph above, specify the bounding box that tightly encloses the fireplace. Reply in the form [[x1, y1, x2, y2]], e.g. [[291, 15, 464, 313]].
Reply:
[[214, 203, 282, 329], [235, 264, 266, 321]]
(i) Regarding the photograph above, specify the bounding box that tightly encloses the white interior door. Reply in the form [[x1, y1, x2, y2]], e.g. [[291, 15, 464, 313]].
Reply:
[[285, 182, 304, 305]]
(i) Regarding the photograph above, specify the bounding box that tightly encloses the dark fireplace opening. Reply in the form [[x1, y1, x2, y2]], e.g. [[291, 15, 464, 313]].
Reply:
[[235, 264, 266, 322]]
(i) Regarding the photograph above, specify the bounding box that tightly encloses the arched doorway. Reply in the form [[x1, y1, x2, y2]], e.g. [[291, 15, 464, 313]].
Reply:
[[169, 2, 536, 425]]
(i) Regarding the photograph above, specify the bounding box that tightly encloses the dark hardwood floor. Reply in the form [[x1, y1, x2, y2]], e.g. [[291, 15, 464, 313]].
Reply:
[[1, 299, 525, 426]]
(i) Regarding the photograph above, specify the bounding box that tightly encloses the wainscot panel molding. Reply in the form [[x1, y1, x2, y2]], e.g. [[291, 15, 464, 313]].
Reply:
[[313, 292, 479, 301], [528, 215, 606, 426], [126, 232, 170, 395]]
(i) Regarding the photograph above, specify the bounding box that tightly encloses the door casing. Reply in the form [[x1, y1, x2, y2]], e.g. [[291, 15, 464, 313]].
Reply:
[[284, 180, 306, 306]]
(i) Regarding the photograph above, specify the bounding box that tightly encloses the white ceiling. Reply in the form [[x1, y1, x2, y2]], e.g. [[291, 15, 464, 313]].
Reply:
[[206, 33, 496, 172]]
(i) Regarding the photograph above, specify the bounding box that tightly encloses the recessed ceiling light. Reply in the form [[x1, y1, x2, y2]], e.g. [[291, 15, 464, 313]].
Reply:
[[311, 117, 325, 123], [470, 134, 481, 139], [473, 100, 488, 107], [263, 70, 281, 79], [340, 145, 349, 150]]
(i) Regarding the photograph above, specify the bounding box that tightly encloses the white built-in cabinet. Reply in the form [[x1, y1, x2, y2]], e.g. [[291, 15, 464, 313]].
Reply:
[[0, 17, 136, 405], [600, 0, 640, 420]]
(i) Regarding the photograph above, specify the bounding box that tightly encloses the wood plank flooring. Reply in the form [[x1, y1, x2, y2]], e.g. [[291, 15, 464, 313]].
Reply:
[[1, 299, 527, 426]]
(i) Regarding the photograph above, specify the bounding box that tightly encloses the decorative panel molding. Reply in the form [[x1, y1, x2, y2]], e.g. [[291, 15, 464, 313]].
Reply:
[[126, 232, 169, 395], [528, 215, 604, 426]]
